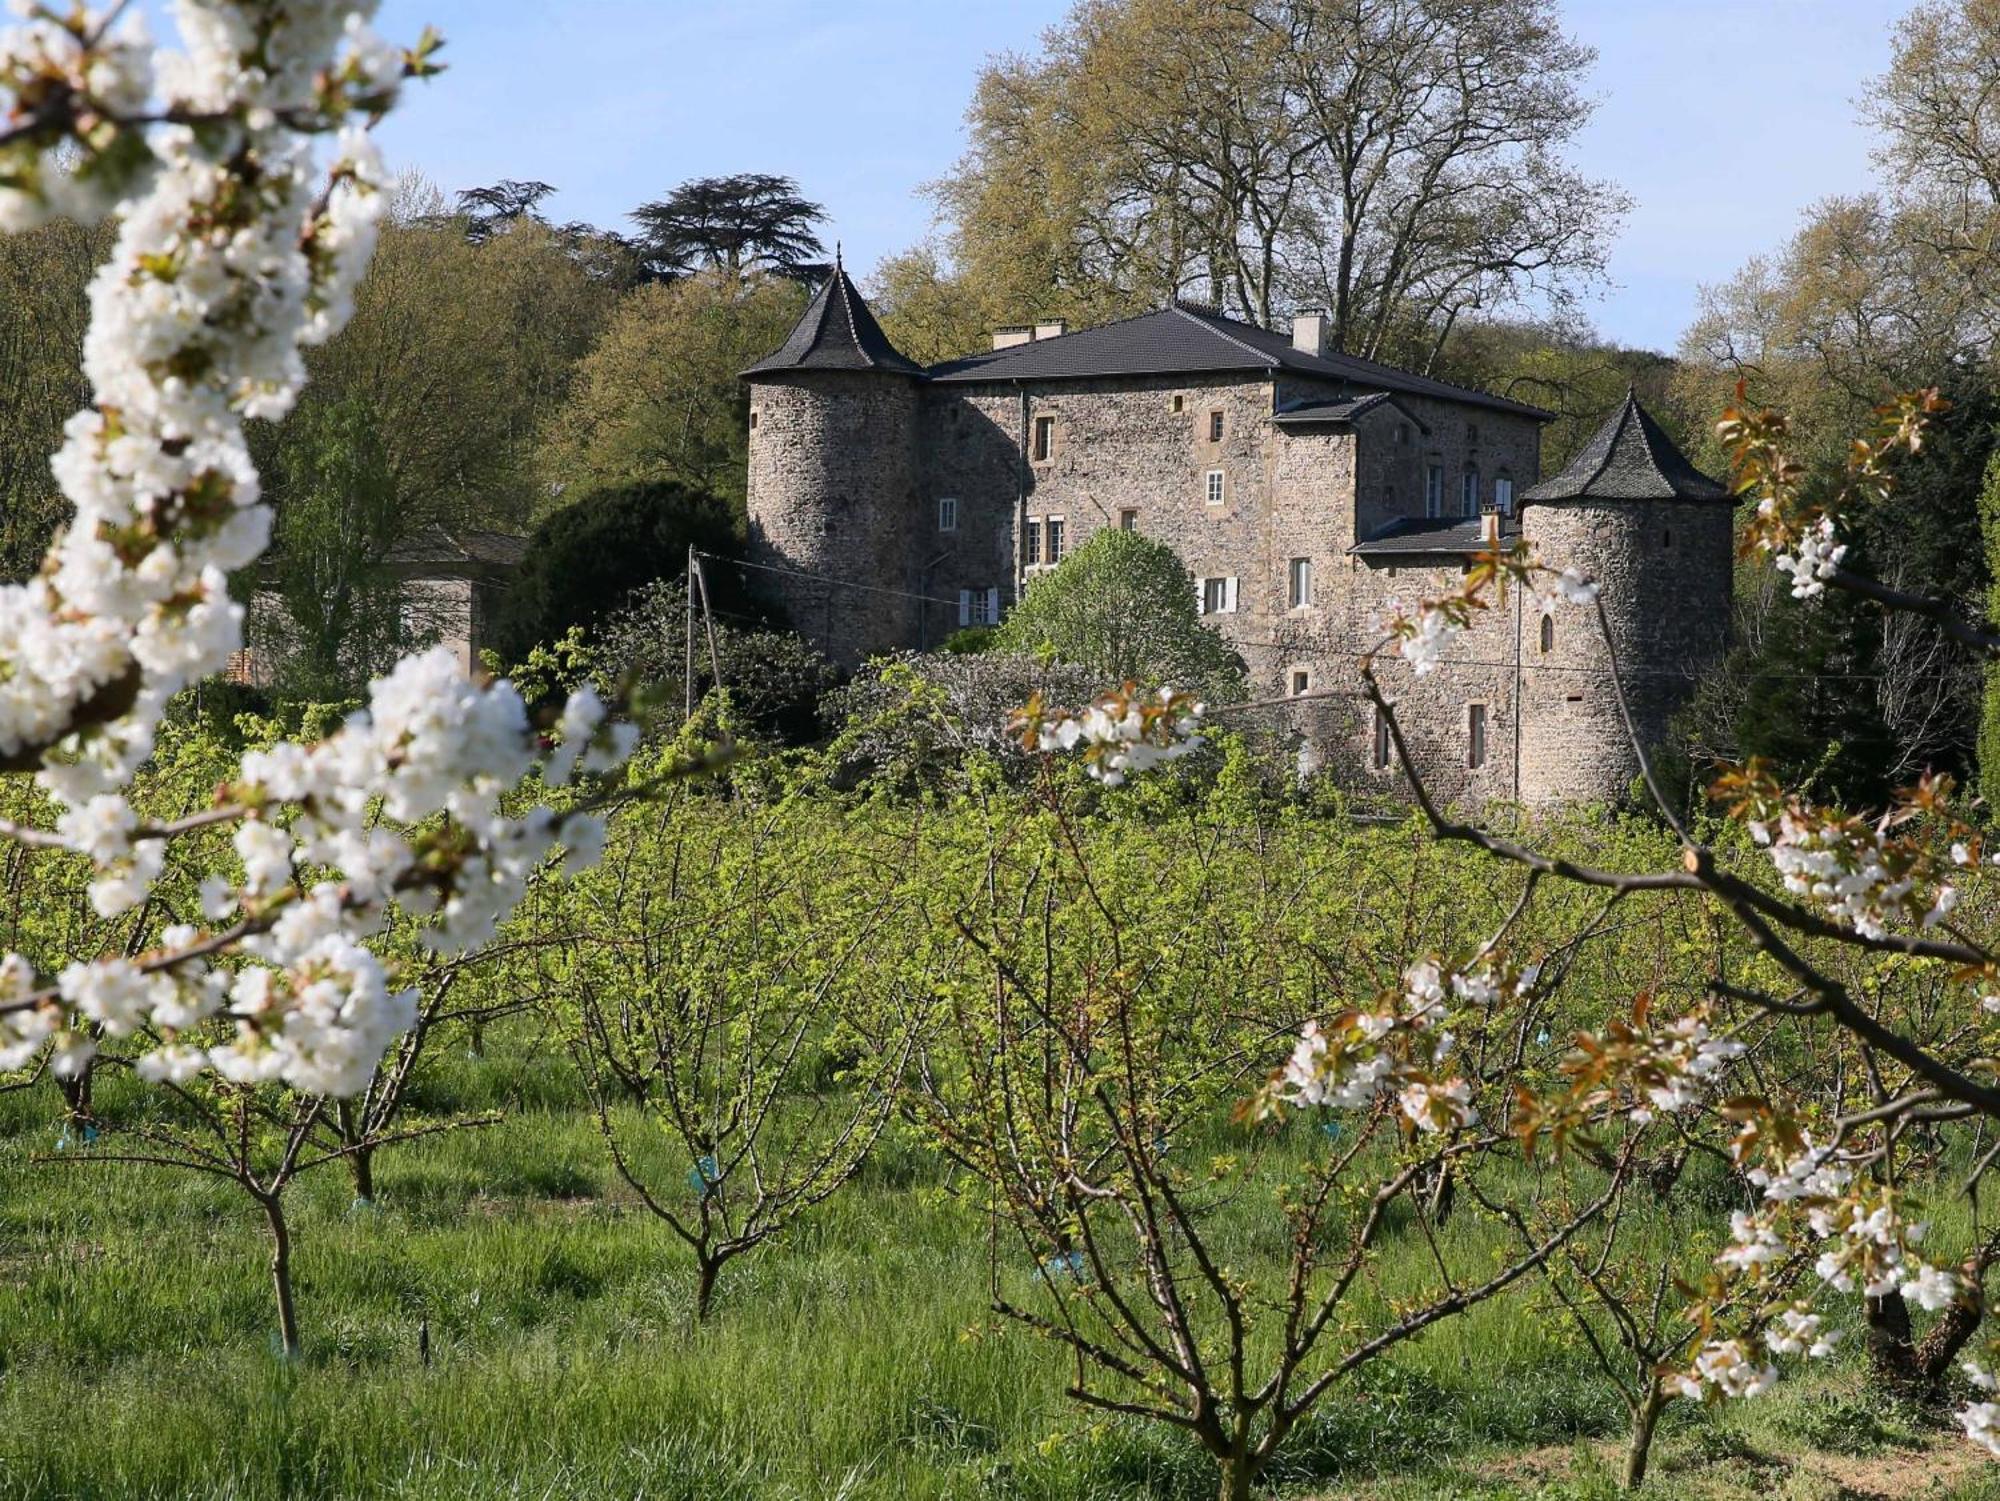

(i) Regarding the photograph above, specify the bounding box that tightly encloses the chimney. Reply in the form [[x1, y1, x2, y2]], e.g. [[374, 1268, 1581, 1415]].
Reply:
[[1290, 310, 1327, 356], [1033, 319, 1067, 341], [1480, 507, 1500, 547], [992, 326, 1033, 350]]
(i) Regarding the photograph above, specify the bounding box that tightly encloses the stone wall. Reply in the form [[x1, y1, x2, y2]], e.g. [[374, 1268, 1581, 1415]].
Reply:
[[1516, 497, 1734, 804], [745, 371, 921, 666]]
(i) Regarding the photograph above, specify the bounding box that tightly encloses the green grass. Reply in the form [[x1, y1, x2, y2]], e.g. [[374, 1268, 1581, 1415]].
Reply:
[[0, 1033, 1990, 1501]]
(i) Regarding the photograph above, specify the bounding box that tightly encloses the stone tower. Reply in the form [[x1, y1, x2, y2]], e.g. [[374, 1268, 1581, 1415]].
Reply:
[[742, 255, 926, 666], [1515, 392, 1734, 804]]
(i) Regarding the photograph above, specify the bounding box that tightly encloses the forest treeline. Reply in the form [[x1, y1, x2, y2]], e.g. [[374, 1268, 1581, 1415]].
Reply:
[[0, 0, 1992, 809]]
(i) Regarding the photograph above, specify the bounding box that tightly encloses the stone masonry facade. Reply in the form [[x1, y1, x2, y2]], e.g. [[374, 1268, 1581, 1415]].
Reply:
[[742, 275, 1734, 808]]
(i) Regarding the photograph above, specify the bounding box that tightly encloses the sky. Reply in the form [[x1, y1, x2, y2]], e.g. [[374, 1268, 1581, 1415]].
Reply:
[[362, 0, 1900, 355]]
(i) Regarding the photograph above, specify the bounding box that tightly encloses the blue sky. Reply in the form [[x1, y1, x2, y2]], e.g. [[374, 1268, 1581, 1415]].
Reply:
[[364, 0, 1897, 354]]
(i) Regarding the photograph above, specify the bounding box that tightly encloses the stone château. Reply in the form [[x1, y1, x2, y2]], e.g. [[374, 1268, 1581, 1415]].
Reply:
[[742, 260, 1734, 805]]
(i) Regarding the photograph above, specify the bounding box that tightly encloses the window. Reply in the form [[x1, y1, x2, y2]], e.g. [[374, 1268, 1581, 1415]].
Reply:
[[1468, 703, 1487, 769], [1205, 469, 1226, 506], [1397, 423, 1411, 446], [1467, 422, 1480, 444], [1539, 613, 1554, 654], [1461, 468, 1480, 517], [1172, 393, 1185, 414], [1045, 516, 1065, 562], [1032, 415, 1055, 462], [1287, 556, 1313, 609], [1494, 474, 1513, 514], [937, 496, 958, 532], [1425, 464, 1444, 518], [1373, 708, 1392, 770], [1291, 669, 1311, 697], [1119, 508, 1139, 531], [957, 587, 1001, 627], [749, 410, 759, 431], [1024, 519, 1043, 566], [1663, 527, 1672, 548], [1199, 576, 1238, 615], [1208, 410, 1225, 442]]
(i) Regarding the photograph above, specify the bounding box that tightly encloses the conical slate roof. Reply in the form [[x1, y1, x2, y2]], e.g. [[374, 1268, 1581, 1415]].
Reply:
[[742, 254, 924, 378], [1520, 391, 1731, 504]]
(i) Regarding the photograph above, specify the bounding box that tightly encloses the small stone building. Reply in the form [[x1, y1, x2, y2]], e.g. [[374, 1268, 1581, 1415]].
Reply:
[[230, 527, 526, 688], [742, 262, 1733, 805]]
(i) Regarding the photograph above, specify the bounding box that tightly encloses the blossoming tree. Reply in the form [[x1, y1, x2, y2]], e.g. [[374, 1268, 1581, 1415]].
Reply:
[[0, 3, 697, 1195]]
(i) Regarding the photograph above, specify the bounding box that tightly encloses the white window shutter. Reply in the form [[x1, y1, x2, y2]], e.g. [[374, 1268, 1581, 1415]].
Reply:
[[958, 589, 972, 627], [1225, 577, 1239, 613], [1195, 576, 1207, 614]]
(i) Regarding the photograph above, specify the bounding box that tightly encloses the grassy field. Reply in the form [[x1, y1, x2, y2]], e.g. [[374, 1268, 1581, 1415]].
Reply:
[[0, 1024, 1994, 1501]]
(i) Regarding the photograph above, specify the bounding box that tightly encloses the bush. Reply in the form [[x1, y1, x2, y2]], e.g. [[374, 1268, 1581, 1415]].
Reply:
[[993, 528, 1245, 701], [495, 480, 740, 661]]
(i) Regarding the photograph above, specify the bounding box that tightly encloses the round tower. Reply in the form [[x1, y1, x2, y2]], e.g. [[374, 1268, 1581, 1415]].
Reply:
[[742, 254, 925, 667], [1515, 392, 1734, 806]]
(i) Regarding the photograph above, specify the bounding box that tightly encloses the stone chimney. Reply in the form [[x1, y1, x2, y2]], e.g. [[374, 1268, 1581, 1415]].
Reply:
[[1033, 319, 1066, 341], [1481, 507, 1500, 547], [1290, 310, 1328, 356], [992, 326, 1033, 350]]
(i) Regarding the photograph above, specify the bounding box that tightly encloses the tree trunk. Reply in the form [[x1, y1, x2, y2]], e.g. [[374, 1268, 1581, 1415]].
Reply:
[[694, 1256, 719, 1324], [262, 1195, 301, 1359], [1624, 1378, 1668, 1490], [348, 1143, 375, 1204], [1863, 1289, 1926, 1400], [1217, 1452, 1254, 1501]]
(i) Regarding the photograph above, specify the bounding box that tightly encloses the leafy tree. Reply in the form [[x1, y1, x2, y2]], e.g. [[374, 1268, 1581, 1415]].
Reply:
[[631, 172, 826, 281], [494, 480, 739, 661], [537, 269, 806, 510], [933, 0, 1623, 365], [0, 217, 109, 577], [253, 394, 409, 701], [868, 239, 990, 367], [454, 178, 556, 244], [1980, 445, 2000, 810], [994, 528, 1244, 699]]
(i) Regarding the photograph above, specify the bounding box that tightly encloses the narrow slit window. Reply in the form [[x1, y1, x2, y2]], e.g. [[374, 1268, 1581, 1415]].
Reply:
[[1468, 704, 1487, 769], [1288, 557, 1313, 609], [1373, 709, 1391, 770], [1539, 614, 1554, 653]]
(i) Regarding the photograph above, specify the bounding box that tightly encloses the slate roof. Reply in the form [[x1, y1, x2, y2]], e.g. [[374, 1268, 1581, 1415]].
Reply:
[[1273, 392, 1412, 427], [385, 528, 528, 572], [742, 257, 926, 378], [926, 302, 1550, 420], [1349, 515, 1519, 557], [1520, 391, 1731, 504]]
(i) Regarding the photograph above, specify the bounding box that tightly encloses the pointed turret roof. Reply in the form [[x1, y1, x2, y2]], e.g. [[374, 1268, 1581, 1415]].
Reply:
[[742, 251, 924, 378], [1521, 391, 1730, 504]]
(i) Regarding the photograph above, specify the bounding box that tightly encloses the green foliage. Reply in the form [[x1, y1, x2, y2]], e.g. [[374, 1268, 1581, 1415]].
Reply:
[[493, 480, 739, 663], [1979, 440, 2000, 809], [255, 394, 407, 701], [537, 270, 806, 511], [992, 528, 1245, 700]]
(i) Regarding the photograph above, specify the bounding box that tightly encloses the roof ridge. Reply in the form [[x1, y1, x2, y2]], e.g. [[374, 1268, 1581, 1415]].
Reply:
[[1577, 390, 1640, 495], [829, 267, 875, 369], [1170, 304, 1281, 368]]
